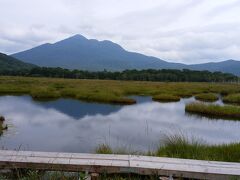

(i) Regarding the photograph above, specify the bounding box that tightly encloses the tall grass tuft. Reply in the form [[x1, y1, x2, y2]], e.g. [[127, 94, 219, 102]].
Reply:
[[95, 143, 141, 155], [95, 144, 113, 154], [156, 134, 240, 162]]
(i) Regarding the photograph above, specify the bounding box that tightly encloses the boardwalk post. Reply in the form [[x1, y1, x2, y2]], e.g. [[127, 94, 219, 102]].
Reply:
[[85, 171, 91, 180], [91, 173, 99, 180]]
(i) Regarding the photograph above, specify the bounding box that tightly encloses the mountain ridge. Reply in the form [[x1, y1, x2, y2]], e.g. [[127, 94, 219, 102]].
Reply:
[[0, 53, 36, 72], [11, 34, 240, 75]]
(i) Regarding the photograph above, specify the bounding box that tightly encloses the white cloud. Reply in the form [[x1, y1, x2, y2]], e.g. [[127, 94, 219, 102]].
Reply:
[[0, 0, 240, 63]]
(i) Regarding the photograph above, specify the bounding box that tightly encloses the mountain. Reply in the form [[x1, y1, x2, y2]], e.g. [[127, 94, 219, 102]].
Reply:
[[188, 60, 240, 76], [11, 35, 184, 71], [12, 34, 240, 76], [0, 53, 36, 72]]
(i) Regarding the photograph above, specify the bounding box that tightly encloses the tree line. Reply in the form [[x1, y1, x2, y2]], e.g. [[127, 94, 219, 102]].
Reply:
[[0, 67, 239, 82]]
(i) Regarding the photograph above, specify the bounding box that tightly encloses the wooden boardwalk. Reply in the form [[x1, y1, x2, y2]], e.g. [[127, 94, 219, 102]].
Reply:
[[0, 150, 240, 179]]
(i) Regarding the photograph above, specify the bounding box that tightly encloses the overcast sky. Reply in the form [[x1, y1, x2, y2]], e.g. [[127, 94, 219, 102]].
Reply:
[[1, 0, 240, 64]]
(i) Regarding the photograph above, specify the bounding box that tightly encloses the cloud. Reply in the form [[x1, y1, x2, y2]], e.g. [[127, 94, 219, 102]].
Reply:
[[0, 0, 240, 63]]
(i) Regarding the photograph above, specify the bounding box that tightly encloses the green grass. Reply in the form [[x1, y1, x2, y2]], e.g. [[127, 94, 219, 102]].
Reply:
[[156, 134, 240, 162], [95, 144, 113, 154], [30, 87, 61, 101], [0, 170, 159, 180], [96, 135, 240, 163], [185, 102, 240, 120], [152, 94, 180, 102], [1, 170, 84, 180], [195, 93, 219, 102], [0, 76, 240, 104], [223, 93, 240, 105], [95, 144, 142, 155]]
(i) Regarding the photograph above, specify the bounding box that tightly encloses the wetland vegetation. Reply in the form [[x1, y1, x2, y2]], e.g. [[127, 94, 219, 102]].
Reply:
[[0, 76, 240, 104], [0, 77, 240, 167], [194, 93, 219, 102], [152, 94, 180, 102], [223, 93, 240, 105], [156, 134, 240, 162], [185, 103, 240, 120], [96, 134, 240, 163]]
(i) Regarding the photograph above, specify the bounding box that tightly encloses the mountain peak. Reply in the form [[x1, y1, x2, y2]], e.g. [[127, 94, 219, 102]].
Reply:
[[53, 34, 88, 46], [226, 59, 238, 62], [67, 34, 88, 41]]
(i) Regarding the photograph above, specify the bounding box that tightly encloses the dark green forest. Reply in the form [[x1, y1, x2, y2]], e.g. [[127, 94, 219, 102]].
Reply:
[[0, 53, 35, 71], [1, 67, 238, 82]]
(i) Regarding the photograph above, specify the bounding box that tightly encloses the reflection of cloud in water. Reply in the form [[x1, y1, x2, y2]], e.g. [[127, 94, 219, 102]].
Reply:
[[0, 96, 240, 153]]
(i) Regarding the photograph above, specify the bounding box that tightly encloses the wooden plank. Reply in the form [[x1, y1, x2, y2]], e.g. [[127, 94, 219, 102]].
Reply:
[[130, 155, 240, 172], [0, 150, 129, 160], [129, 156, 240, 179], [0, 150, 240, 180]]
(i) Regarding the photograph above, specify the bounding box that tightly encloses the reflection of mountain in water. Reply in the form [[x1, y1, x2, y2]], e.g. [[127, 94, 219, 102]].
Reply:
[[2, 96, 151, 119], [36, 98, 122, 119], [35, 96, 152, 119]]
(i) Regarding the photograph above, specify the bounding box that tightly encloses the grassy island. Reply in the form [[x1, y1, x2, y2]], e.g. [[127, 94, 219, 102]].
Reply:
[[195, 93, 219, 102], [152, 94, 180, 102], [185, 102, 240, 120], [223, 93, 240, 105]]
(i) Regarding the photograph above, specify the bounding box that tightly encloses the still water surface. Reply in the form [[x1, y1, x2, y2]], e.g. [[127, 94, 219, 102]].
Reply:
[[0, 95, 240, 153]]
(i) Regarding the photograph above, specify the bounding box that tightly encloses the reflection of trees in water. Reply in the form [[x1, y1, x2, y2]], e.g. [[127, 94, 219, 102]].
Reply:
[[0, 115, 8, 136]]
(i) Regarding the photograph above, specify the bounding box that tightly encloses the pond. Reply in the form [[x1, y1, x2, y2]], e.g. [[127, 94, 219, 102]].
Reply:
[[0, 95, 240, 153]]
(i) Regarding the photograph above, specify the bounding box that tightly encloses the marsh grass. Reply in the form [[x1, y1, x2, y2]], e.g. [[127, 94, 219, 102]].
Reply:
[[185, 102, 240, 120], [30, 87, 61, 101], [223, 93, 240, 105], [152, 94, 180, 102], [0, 76, 240, 104], [1, 170, 82, 180], [96, 134, 240, 163], [195, 93, 219, 102], [95, 144, 143, 155], [95, 144, 113, 154], [157, 134, 240, 162], [1, 170, 160, 180]]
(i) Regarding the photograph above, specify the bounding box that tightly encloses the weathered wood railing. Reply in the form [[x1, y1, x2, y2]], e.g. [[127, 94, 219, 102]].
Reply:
[[0, 150, 240, 179]]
